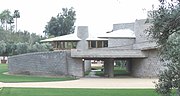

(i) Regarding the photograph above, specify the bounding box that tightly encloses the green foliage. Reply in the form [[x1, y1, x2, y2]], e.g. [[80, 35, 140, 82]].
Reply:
[[28, 42, 53, 52], [0, 9, 14, 31], [44, 7, 76, 37], [155, 34, 180, 96], [15, 42, 28, 54], [0, 29, 53, 56], [0, 9, 52, 55], [147, 0, 180, 46], [0, 40, 6, 56], [147, 0, 180, 95], [13, 10, 20, 18]]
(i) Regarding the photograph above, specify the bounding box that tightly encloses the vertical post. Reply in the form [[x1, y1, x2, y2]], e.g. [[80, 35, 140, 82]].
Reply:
[[96, 41, 98, 48], [89, 41, 91, 48], [104, 59, 114, 78], [108, 59, 114, 78], [102, 41, 104, 47], [82, 59, 85, 77], [104, 61, 109, 76], [126, 59, 132, 74], [16, 18, 17, 32]]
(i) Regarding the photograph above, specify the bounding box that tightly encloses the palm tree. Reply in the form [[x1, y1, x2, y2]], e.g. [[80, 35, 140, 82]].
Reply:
[[13, 10, 20, 32], [7, 16, 14, 31], [0, 9, 12, 30]]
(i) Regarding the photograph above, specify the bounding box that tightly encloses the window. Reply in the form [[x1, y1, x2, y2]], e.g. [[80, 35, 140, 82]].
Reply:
[[91, 41, 96, 48], [88, 40, 108, 48], [72, 42, 77, 48], [103, 41, 108, 47], [97, 41, 102, 48], [52, 41, 78, 50]]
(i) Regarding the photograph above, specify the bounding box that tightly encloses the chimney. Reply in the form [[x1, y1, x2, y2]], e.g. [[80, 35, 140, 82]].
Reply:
[[76, 26, 89, 50], [77, 26, 89, 40]]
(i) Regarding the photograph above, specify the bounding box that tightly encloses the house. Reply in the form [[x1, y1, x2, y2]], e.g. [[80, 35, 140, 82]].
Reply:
[[8, 19, 163, 78]]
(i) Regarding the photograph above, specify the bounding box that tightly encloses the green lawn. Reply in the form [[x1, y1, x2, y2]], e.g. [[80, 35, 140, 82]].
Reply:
[[0, 88, 159, 96], [0, 64, 76, 83], [95, 66, 129, 77]]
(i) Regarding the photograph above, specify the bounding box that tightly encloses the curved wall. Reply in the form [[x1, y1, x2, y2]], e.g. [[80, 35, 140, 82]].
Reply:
[[8, 51, 83, 77]]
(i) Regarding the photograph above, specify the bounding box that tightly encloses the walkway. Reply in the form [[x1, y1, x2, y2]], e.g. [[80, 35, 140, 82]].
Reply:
[[85, 70, 100, 78], [0, 78, 158, 89]]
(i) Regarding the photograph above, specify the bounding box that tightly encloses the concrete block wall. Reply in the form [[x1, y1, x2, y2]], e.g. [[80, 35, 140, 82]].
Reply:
[[113, 23, 134, 31], [108, 38, 135, 49], [66, 51, 84, 77], [134, 19, 152, 43], [84, 60, 91, 72], [131, 49, 163, 78], [112, 19, 156, 49], [8, 51, 83, 77], [111, 20, 163, 78]]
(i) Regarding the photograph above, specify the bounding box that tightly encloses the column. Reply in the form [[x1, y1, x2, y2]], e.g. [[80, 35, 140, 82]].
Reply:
[[126, 59, 132, 74], [104, 60, 109, 76], [104, 59, 114, 78]]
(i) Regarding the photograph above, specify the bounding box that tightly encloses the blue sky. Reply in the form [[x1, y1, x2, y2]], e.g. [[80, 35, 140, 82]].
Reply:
[[0, 0, 159, 36]]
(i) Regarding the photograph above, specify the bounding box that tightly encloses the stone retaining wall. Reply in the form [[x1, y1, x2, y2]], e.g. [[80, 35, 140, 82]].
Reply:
[[8, 51, 83, 77]]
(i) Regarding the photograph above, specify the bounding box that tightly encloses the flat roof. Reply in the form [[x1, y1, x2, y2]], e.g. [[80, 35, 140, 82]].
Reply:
[[86, 37, 108, 41], [41, 33, 81, 42]]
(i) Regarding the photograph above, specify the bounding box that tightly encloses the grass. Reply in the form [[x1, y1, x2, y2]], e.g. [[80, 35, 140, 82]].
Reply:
[[95, 66, 129, 77], [0, 87, 159, 96], [114, 67, 130, 76], [85, 70, 91, 76], [91, 66, 103, 70], [0, 64, 76, 83]]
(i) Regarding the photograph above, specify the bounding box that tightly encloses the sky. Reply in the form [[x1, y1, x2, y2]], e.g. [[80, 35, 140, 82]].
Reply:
[[0, 0, 160, 36]]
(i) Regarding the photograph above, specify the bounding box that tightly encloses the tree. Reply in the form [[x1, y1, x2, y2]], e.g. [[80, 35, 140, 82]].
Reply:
[[147, 0, 180, 95], [15, 42, 28, 54], [44, 7, 76, 37], [7, 16, 14, 31], [0, 40, 7, 62], [0, 9, 14, 30], [28, 42, 53, 52], [13, 10, 20, 32]]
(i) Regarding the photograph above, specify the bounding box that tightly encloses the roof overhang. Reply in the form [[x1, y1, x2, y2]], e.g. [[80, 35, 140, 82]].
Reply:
[[40, 33, 81, 42], [86, 37, 108, 41], [71, 49, 147, 59]]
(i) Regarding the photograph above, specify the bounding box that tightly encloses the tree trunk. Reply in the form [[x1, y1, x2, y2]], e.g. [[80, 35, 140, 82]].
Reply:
[[1, 56, 7, 64], [16, 18, 17, 32]]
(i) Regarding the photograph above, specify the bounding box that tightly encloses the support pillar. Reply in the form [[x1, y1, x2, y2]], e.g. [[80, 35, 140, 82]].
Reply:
[[84, 60, 91, 72], [126, 59, 132, 74], [82, 59, 85, 77], [104, 61, 109, 76], [104, 59, 114, 78]]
